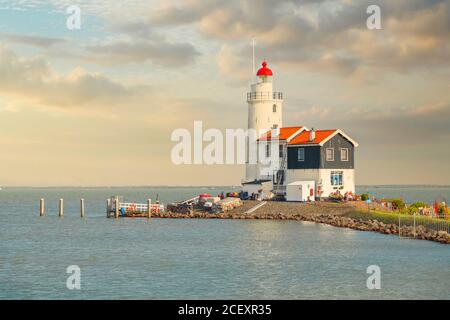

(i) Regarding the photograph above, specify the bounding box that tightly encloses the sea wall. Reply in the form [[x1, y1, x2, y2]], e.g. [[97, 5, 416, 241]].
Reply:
[[154, 201, 450, 244]]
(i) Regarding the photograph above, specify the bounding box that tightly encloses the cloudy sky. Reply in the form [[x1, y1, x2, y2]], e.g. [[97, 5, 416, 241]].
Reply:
[[0, 0, 449, 186]]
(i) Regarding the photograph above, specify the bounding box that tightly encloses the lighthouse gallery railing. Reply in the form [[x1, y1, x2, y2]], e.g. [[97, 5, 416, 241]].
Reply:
[[247, 92, 283, 101]]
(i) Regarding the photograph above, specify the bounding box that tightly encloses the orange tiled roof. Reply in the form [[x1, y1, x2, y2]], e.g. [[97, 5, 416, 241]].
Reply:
[[288, 129, 337, 145], [259, 126, 303, 141]]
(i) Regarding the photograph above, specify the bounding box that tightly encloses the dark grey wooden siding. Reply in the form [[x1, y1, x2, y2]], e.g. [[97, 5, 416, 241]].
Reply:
[[320, 134, 354, 169], [287, 146, 321, 169], [287, 133, 354, 169]]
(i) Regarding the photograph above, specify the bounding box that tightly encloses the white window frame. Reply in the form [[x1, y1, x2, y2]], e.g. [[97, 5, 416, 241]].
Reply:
[[340, 148, 349, 161], [297, 148, 305, 161], [331, 171, 343, 186], [326, 148, 334, 161]]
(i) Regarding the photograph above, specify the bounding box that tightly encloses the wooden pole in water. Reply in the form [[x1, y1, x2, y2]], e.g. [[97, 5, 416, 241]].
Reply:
[[59, 199, 64, 217], [80, 198, 85, 218], [147, 199, 152, 218], [106, 198, 110, 218], [114, 197, 119, 219], [39, 198, 45, 217]]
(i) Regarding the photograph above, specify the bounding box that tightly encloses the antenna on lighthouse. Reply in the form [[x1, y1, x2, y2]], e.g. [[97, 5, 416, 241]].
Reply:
[[252, 37, 256, 75]]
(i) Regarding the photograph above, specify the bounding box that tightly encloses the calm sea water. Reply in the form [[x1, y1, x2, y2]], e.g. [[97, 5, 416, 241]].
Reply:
[[0, 186, 449, 299]]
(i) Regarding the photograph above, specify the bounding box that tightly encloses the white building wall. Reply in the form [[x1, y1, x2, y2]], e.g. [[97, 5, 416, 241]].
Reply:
[[286, 168, 355, 199], [286, 169, 320, 185], [318, 169, 355, 198]]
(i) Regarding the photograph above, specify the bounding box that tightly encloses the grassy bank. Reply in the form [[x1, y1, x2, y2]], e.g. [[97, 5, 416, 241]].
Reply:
[[344, 209, 450, 229]]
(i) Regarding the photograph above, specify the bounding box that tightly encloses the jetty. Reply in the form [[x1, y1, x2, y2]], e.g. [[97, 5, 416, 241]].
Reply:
[[106, 196, 164, 218], [167, 194, 243, 215]]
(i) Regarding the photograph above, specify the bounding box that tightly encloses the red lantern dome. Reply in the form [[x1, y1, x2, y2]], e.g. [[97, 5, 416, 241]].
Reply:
[[256, 61, 273, 76]]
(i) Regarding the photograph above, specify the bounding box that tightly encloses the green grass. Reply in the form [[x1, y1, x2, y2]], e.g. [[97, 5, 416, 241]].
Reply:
[[344, 209, 450, 228]]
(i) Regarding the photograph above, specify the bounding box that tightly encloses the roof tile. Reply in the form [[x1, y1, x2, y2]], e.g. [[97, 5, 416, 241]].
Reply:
[[288, 129, 337, 145], [259, 126, 303, 141]]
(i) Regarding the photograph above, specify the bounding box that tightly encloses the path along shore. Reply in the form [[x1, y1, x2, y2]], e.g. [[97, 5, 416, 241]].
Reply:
[[153, 200, 450, 245]]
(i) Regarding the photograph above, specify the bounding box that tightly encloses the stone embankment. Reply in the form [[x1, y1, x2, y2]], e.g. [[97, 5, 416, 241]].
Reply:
[[154, 201, 450, 244]]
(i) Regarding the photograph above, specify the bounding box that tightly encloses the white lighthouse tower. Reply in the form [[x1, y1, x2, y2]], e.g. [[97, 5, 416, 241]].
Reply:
[[245, 61, 284, 182]]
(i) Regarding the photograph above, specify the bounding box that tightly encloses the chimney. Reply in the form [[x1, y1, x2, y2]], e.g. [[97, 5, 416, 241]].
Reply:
[[309, 128, 315, 142]]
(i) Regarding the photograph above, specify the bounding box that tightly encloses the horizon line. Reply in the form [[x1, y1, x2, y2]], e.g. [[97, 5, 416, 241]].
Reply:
[[1, 184, 450, 188]]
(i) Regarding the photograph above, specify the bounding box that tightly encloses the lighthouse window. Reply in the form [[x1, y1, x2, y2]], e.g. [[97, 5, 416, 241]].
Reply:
[[273, 104, 277, 113]]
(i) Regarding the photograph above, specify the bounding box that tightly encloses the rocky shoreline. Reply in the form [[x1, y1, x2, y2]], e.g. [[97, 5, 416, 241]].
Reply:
[[153, 201, 450, 245]]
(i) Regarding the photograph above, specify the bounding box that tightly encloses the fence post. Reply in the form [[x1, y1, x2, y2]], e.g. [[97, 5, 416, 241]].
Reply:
[[147, 199, 152, 218], [80, 198, 85, 218], [39, 198, 45, 217], [114, 197, 119, 219], [59, 199, 64, 217], [413, 211, 416, 238], [398, 212, 401, 238]]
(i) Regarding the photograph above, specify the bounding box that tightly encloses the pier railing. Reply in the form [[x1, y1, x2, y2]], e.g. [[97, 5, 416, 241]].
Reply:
[[106, 196, 164, 218], [119, 202, 163, 213], [399, 212, 450, 238]]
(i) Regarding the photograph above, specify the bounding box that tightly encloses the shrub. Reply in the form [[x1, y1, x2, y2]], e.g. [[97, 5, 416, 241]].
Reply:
[[406, 206, 418, 215], [406, 202, 429, 215], [361, 193, 369, 201], [410, 202, 428, 209], [438, 204, 448, 215], [400, 208, 410, 215], [386, 198, 405, 211]]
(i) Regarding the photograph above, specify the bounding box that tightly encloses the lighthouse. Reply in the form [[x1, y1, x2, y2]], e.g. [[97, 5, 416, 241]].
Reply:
[[242, 60, 358, 200], [245, 61, 284, 182]]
